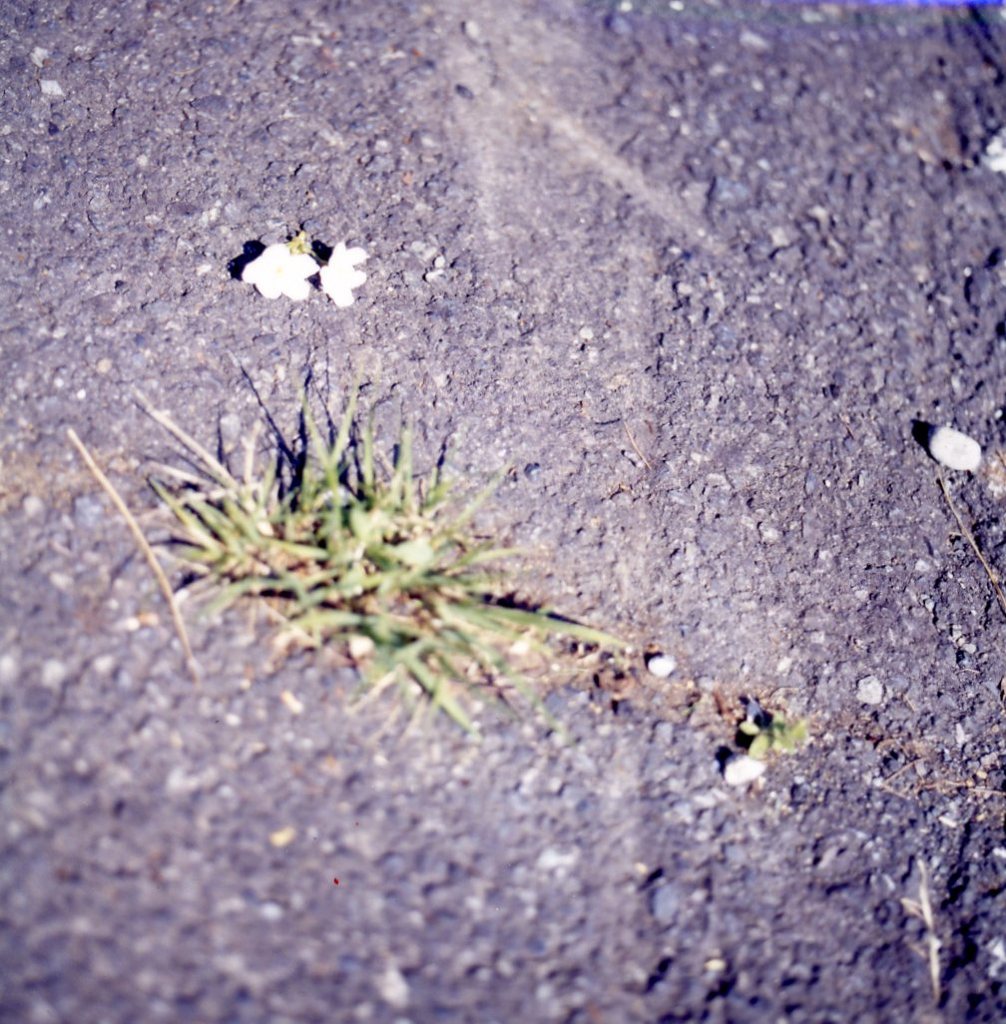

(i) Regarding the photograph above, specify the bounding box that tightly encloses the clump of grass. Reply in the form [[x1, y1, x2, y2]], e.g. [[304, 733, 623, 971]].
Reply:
[[141, 392, 624, 731]]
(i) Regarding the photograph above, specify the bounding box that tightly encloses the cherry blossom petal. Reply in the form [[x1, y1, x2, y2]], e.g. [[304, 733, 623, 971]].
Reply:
[[242, 243, 319, 300], [319, 243, 369, 306]]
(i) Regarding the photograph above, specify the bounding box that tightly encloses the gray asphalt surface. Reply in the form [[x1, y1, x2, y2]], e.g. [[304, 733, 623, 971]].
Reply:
[[3, 1, 1006, 1021]]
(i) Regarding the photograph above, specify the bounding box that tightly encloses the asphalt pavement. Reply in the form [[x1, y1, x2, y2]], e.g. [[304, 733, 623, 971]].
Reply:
[[2, 1, 1006, 1021]]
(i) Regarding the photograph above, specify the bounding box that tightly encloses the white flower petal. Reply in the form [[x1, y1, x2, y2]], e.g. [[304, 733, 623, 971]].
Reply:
[[287, 252, 321, 278], [341, 246, 368, 266], [243, 244, 288, 277], [284, 276, 313, 302], [254, 278, 284, 300], [242, 243, 319, 300], [319, 252, 367, 306], [243, 258, 274, 281], [328, 284, 356, 308]]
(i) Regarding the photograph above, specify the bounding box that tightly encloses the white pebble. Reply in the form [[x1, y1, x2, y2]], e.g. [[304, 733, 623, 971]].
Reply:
[[926, 426, 981, 472], [856, 675, 884, 705], [722, 754, 767, 787], [377, 964, 410, 1008], [739, 29, 770, 52], [645, 653, 676, 678], [40, 79, 64, 97], [41, 658, 68, 689], [218, 412, 242, 453], [984, 130, 1006, 174], [92, 655, 116, 677], [259, 902, 284, 922], [536, 847, 579, 875], [0, 653, 19, 685]]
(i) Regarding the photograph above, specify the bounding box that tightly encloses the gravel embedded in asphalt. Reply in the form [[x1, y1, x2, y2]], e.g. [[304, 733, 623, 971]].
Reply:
[[2, 2, 1006, 1022]]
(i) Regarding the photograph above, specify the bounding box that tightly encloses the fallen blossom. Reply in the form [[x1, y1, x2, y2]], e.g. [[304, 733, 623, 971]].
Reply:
[[319, 242, 368, 307], [242, 241, 319, 301]]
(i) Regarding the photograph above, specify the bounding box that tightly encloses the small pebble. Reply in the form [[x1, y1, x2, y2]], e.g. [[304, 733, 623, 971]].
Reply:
[[41, 658, 68, 689], [91, 654, 116, 677], [218, 413, 243, 454], [0, 653, 20, 685], [739, 29, 770, 52], [769, 226, 791, 249], [377, 964, 410, 1008], [259, 902, 284, 922], [722, 754, 766, 787], [650, 882, 682, 924], [280, 690, 304, 715], [269, 826, 297, 848], [22, 495, 45, 519], [536, 847, 578, 873], [49, 571, 73, 591], [74, 494, 105, 529], [645, 653, 676, 679], [984, 130, 1006, 174], [40, 79, 64, 97], [605, 12, 633, 35], [165, 766, 198, 796], [926, 425, 981, 472], [856, 675, 884, 705], [348, 635, 375, 660], [758, 523, 781, 543]]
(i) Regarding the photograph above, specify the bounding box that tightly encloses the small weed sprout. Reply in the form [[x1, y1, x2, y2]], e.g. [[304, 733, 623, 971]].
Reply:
[[736, 699, 808, 759], [142, 392, 623, 731]]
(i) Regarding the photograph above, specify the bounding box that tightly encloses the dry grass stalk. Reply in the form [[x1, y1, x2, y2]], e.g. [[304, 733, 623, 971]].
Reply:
[[67, 428, 200, 686]]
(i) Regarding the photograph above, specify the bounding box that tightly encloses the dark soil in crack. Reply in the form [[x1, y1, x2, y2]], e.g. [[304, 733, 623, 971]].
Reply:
[[2, 1, 1006, 1021]]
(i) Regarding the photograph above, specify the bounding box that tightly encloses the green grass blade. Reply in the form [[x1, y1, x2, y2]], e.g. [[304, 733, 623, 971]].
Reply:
[[396, 426, 414, 511], [446, 469, 507, 533], [361, 414, 376, 493], [150, 479, 223, 553], [451, 544, 522, 570], [398, 649, 475, 732], [301, 396, 337, 494], [464, 603, 627, 649], [202, 577, 277, 616], [319, 388, 358, 473], [287, 607, 372, 633]]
